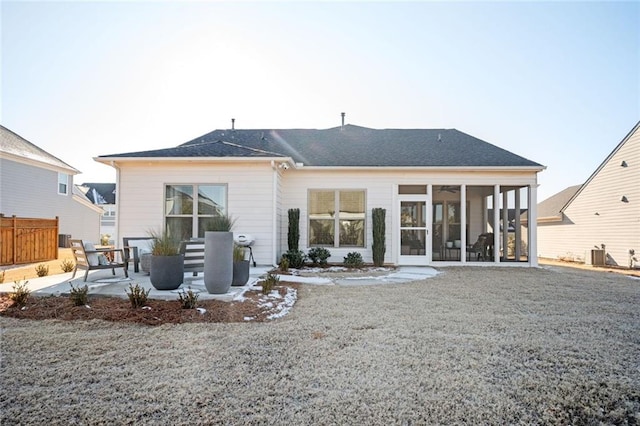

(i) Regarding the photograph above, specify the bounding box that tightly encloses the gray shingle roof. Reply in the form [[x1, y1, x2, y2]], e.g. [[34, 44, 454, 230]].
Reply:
[[80, 183, 116, 204], [537, 185, 582, 219], [0, 125, 79, 172], [99, 125, 543, 168]]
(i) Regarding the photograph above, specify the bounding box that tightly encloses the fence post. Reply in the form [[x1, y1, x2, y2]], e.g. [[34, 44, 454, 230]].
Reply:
[[12, 215, 17, 265]]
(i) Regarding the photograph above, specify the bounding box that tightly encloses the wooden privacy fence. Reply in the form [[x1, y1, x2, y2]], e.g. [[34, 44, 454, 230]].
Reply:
[[0, 216, 59, 266]]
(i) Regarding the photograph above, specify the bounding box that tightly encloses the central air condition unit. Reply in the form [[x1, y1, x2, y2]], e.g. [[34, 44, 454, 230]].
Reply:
[[591, 249, 605, 266]]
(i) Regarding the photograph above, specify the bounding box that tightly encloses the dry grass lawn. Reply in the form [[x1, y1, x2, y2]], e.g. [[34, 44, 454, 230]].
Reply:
[[1, 265, 639, 424]]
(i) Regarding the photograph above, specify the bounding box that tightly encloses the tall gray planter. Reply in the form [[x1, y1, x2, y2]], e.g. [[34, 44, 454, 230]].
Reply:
[[150, 254, 184, 290], [204, 231, 233, 294], [232, 260, 250, 286]]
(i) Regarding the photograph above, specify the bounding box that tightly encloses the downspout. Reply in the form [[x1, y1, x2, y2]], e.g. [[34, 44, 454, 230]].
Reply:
[[112, 161, 120, 245], [271, 160, 278, 267]]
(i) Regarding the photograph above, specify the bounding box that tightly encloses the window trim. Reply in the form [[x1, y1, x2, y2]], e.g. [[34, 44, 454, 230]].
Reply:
[[308, 189, 367, 248], [164, 183, 228, 238]]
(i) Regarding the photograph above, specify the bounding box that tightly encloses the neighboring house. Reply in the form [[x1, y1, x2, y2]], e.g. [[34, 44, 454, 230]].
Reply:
[[532, 121, 640, 268], [78, 182, 117, 242], [95, 120, 545, 267], [0, 125, 102, 244]]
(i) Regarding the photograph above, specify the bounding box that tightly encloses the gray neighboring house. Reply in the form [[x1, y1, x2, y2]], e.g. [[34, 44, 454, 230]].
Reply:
[[78, 182, 117, 243], [0, 125, 102, 245], [532, 121, 640, 268], [96, 120, 545, 267]]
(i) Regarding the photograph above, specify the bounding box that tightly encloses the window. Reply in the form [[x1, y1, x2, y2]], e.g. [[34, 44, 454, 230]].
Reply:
[[309, 190, 365, 247], [57, 173, 68, 195], [165, 184, 227, 240]]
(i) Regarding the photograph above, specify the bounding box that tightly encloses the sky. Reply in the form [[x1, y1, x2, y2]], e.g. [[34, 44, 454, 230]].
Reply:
[[1, 0, 638, 202]]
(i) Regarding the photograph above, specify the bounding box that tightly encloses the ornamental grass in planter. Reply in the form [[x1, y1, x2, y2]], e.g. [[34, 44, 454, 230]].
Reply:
[[148, 230, 184, 291], [232, 244, 250, 286]]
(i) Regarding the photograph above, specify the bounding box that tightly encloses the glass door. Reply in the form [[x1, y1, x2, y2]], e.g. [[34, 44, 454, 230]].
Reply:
[[399, 199, 429, 264]]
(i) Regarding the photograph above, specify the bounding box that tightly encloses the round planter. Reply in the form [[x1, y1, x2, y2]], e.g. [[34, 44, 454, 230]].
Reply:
[[150, 254, 184, 290], [204, 231, 233, 294], [232, 260, 250, 286]]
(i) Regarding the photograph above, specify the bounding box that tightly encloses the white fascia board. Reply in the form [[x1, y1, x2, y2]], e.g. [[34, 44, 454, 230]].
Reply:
[[94, 156, 296, 167], [0, 151, 81, 174], [296, 165, 546, 172]]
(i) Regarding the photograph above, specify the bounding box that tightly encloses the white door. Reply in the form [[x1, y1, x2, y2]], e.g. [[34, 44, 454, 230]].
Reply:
[[398, 195, 431, 265]]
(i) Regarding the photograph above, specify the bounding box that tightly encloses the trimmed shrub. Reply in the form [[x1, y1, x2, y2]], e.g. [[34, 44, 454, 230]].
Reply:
[[10, 280, 30, 308], [69, 283, 89, 306], [178, 287, 199, 309], [288, 208, 300, 251], [278, 256, 289, 272], [60, 259, 75, 273], [372, 208, 386, 267], [261, 272, 279, 294], [344, 252, 364, 268], [35, 264, 49, 277], [126, 283, 150, 308], [284, 249, 307, 269], [308, 247, 331, 266]]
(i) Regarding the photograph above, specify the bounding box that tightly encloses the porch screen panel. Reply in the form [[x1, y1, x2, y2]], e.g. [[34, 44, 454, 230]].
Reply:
[[309, 191, 335, 246]]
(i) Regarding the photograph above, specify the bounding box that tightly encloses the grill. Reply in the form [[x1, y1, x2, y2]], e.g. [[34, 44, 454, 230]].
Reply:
[[234, 233, 256, 266]]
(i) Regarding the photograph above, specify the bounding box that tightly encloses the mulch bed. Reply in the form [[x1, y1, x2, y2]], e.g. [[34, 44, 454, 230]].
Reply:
[[0, 284, 298, 326]]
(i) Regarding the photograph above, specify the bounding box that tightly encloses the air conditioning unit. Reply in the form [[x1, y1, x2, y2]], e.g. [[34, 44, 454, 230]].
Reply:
[[591, 249, 605, 266]]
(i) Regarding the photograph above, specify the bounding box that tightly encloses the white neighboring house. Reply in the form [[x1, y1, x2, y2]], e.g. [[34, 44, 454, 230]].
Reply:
[[0, 125, 103, 244], [532, 121, 640, 268], [95, 119, 545, 267], [78, 183, 117, 244]]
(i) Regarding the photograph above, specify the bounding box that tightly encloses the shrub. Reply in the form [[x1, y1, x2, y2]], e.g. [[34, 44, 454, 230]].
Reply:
[[178, 287, 199, 309], [278, 256, 289, 272], [344, 252, 364, 268], [69, 283, 89, 306], [35, 264, 49, 277], [284, 249, 306, 269], [261, 272, 279, 294], [126, 283, 150, 308], [308, 247, 331, 266], [60, 259, 75, 273], [288, 208, 300, 251], [10, 280, 30, 308], [233, 244, 246, 262], [372, 208, 386, 267]]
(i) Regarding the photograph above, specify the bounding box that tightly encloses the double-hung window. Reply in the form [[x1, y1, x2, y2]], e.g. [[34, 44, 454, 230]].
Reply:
[[309, 190, 365, 247], [57, 173, 68, 195], [165, 184, 227, 240]]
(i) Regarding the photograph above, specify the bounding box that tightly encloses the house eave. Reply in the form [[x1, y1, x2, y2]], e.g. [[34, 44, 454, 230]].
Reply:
[[94, 156, 296, 167], [1, 151, 80, 174], [296, 165, 545, 172]]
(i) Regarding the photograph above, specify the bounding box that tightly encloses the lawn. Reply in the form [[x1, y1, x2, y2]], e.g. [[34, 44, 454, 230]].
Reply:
[[1, 266, 638, 424]]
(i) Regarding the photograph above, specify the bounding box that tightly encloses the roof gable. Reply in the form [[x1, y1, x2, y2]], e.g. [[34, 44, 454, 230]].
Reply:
[[0, 125, 79, 173], [98, 124, 543, 168], [561, 120, 640, 212], [537, 185, 582, 220]]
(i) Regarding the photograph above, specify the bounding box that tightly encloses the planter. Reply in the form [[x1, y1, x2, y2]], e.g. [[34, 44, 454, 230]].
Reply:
[[204, 231, 233, 294], [232, 260, 250, 286], [150, 254, 184, 290]]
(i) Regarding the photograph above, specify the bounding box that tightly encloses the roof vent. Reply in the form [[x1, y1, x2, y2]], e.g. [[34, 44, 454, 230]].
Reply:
[[341, 112, 345, 130], [621, 160, 628, 167], [231, 118, 235, 130], [438, 133, 442, 142]]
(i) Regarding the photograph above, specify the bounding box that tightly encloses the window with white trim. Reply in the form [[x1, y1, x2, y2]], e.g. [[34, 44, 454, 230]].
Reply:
[[165, 184, 227, 240], [57, 173, 68, 195], [309, 190, 365, 247]]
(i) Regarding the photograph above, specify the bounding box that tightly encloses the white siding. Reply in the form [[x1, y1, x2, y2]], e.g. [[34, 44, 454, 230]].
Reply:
[[0, 158, 100, 242], [117, 161, 277, 265], [537, 125, 640, 267], [281, 168, 538, 264]]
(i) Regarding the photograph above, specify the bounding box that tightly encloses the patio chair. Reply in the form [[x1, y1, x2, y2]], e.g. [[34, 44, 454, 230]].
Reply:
[[467, 233, 491, 261], [69, 239, 128, 282], [122, 237, 155, 273]]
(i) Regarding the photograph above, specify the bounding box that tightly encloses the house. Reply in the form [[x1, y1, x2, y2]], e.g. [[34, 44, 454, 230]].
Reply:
[[78, 182, 117, 242], [532, 121, 640, 268], [95, 119, 545, 267], [0, 125, 103, 245]]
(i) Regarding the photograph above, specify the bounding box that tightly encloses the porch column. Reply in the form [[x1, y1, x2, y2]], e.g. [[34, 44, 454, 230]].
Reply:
[[528, 185, 539, 267], [515, 189, 521, 261], [461, 184, 467, 263], [493, 185, 500, 263], [502, 190, 509, 261]]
